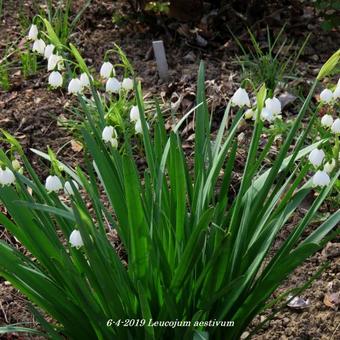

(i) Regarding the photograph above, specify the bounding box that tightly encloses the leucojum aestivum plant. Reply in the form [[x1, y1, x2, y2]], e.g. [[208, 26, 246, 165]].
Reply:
[[0, 19, 339, 340]]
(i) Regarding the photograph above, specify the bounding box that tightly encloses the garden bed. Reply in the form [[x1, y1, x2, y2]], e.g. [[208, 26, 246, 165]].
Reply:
[[0, 0, 339, 338]]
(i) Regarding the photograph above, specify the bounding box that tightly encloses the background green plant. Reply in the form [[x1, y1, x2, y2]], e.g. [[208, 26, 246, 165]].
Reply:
[[231, 26, 310, 94], [314, 0, 340, 30]]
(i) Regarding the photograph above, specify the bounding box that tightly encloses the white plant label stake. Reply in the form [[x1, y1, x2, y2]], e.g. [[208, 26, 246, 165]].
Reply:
[[152, 40, 169, 81]]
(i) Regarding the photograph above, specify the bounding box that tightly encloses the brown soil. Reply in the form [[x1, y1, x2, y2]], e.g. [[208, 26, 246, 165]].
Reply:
[[0, 1, 339, 339]]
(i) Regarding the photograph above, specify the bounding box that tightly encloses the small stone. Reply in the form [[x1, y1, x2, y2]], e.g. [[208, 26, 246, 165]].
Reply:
[[240, 331, 250, 339]]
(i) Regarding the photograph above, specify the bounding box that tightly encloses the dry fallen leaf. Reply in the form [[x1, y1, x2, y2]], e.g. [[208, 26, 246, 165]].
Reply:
[[71, 140, 83, 152], [323, 292, 339, 310]]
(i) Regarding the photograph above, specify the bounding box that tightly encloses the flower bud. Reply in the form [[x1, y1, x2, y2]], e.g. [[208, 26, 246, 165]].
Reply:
[[312, 170, 330, 187], [122, 78, 133, 91], [106, 77, 121, 93], [32, 39, 46, 55], [11, 160, 21, 171], [48, 71, 63, 88], [231, 88, 250, 107], [244, 108, 254, 120], [331, 118, 340, 134], [68, 78, 83, 95], [320, 114, 333, 128], [64, 180, 79, 196], [265, 97, 281, 116], [45, 175, 62, 192], [320, 89, 333, 103], [69, 230, 84, 248], [130, 106, 140, 122], [44, 44, 55, 59], [28, 24, 38, 41], [0, 168, 15, 186], [324, 159, 336, 173], [308, 148, 325, 167], [100, 62, 114, 79]]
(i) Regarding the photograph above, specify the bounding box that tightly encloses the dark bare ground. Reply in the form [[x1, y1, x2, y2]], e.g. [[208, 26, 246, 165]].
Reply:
[[0, 1, 339, 339]]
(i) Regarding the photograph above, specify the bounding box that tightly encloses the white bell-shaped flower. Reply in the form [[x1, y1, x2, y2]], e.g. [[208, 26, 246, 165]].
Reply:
[[106, 77, 121, 93], [64, 180, 79, 196], [0, 168, 15, 186], [308, 148, 325, 167], [135, 119, 149, 134], [102, 126, 118, 147], [122, 78, 133, 91], [324, 159, 336, 173], [130, 106, 140, 122], [68, 78, 83, 95], [321, 114, 333, 127], [32, 39, 46, 55], [28, 24, 38, 41], [312, 170, 330, 187], [265, 97, 281, 116], [48, 54, 62, 71], [80, 73, 91, 88], [260, 108, 274, 122], [320, 89, 333, 103], [102, 126, 114, 142], [45, 175, 62, 192], [333, 79, 340, 99], [44, 44, 55, 59], [48, 71, 63, 88], [331, 118, 340, 134], [69, 230, 84, 248], [231, 88, 250, 107], [100, 62, 114, 79]]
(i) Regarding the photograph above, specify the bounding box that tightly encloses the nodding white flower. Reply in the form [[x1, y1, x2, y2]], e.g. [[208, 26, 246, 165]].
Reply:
[[32, 39, 46, 55], [45, 175, 62, 192], [130, 105, 140, 122], [102, 126, 118, 147], [122, 78, 133, 91], [321, 114, 333, 128], [100, 61, 114, 79], [44, 44, 55, 59], [312, 170, 330, 187], [333, 79, 340, 99], [244, 108, 254, 120], [331, 118, 340, 134], [28, 24, 38, 41], [320, 88, 333, 103], [260, 107, 274, 122], [68, 78, 83, 95], [135, 119, 149, 134], [0, 168, 15, 186], [324, 159, 336, 173], [80, 73, 91, 88], [64, 180, 79, 196], [265, 97, 282, 116], [106, 77, 121, 93], [48, 54, 63, 71], [308, 148, 325, 167], [231, 88, 251, 107], [69, 230, 84, 248], [48, 71, 63, 88]]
